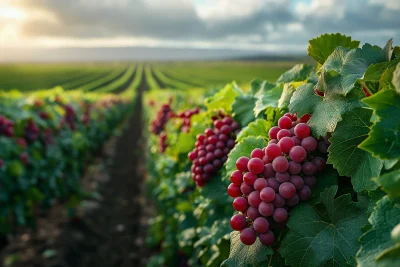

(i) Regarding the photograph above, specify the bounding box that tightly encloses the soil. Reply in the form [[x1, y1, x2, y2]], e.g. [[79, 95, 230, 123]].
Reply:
[[0, 75, 155, 267]]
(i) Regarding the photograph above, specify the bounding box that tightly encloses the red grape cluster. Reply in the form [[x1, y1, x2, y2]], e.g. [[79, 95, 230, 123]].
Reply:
[[228, 113, 329, 246], [176, 107, 200, 133], [24, 119, 40, 143], [188, 114, 240, 187], [64, 104, 77, 131], [159, 133, 167, 153], [150, 104, 174, 135], [0, 115, 14, 137]]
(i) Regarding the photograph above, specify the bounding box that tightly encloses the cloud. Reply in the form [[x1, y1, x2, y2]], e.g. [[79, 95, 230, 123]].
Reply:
[[1, 0, 399, 54]]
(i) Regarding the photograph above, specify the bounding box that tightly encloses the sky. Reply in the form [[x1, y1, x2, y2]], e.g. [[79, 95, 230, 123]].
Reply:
[[0, 0, 399, 61]]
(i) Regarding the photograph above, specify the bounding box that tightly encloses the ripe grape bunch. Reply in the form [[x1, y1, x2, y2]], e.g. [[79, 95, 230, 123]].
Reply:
[[150, 103, 174, 135], [228, 113, 329, 246], [0, 115, 14, 137], [188, 114, 240, 187], [176, 107, 200, 133]]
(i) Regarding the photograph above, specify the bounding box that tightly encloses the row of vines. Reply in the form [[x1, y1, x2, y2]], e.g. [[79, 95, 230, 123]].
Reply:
[[145, 33, 400, 267], [0, 87, 136, 234]]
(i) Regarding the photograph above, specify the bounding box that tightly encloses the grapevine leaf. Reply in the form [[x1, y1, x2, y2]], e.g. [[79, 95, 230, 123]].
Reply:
[[254, 84, 284, 117], [276, 64, 314, 83], [220, 231, 273, 267], [319, 44, 388, 96], [328, 107, 382, 192], [308, 166, 338, 205], [194, 219, 231, 249], [360, 90, 400, 159], [232, 95, 257, 127], [200, 175, 230, 203], [360, 59, 400, 94], [236, 119, 272, 142], [289, 83, 363, 137], [280, 186, 368, 267], [225, 137, 266, 181], [307, 33, 360, 64], [374, 170, 400, 200], [356, 196, 400, 267], [205, 82, 242, 112], [392, 63, 400, 94], [250, 78, 264, 95], [254, 81, 276, 97], [277, 83, 295, 110]]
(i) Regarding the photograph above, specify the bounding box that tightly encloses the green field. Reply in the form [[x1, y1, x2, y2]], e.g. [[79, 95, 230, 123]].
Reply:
[[0, 61, 298, 92]]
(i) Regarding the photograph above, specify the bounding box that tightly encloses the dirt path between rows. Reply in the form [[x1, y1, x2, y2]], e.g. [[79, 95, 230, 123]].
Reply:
[[0, 74, 154, 267]]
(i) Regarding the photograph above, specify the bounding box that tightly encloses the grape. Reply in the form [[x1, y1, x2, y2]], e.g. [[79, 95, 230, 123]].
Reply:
[[248, 191, 262, 208], [298, 114, 311, 123], [266, 178, 280, 192], [230, 214, 247, 231], [223, 148, 230, 155], [215, 141, 224, 149], [197, 134, 206, 142], [195, 166, 203, 174], [288, 161, 301, 174], [231, 122, 240, 131], [206, 144, 215, 152], [253, 217, 269, 234], [268, 139, 278, 145], [204, 164, 214, 174], [251, 148, 264, 159], [223, 117, 234, 125], [262, 155, 270, 164], [247, 158, 264, 174], [208, 135, 218, 145], [254, 178, 268, 191], [275, 172, 290, 183], [278, 137, 295, 153], [312, 157, 326, 172], [277, 129, 291, 140], [266, 144, 282, 160], [247, 207, 261, 220], [240, 228, 257, 245], [273, 208, 288, 222], [298, 185, 312, 201], [221, 125, 232, 135], [214, 149, 223, 158], [268, 126, 280, 140], [213, 159, 223, 168], [318, 141, 328, 153], [205, 128, 214, 137], [218, 134, 228, 142], [233, 197, 248, 211], [314, 87, 324, 97], [260, 187, 276, 202], [199, 157, 207, 165], [278, 116, 292, 129], [263, 163, 276, 178], [291, 136, 301, 146], [230, 170, 243, 185], [206, 152, 215, 162], [289, 175, 304, 190], [272, 156, 289, 173], [244, 172, 257, 185], [272, 193, 285, 208], [236, 156, 250, 172], [228, 183, 242, 198], [214, 120, 223, 129], [227, 139, 235, 149], [279, 182, 296, 199], [258, 202, 274, 217], [286, 194, 299, 207], [289, 146, 307, 163], [240, 183, 255, 196], [294, 123, 310, 138], [301, 136, 318, 152], [302, 162, 316, 176], [221, 156, 228, 163], [188, 151, 197, 160], [259, 231, 275, 246], [303, 176, 316, 188], [284, 113, 297, 121]]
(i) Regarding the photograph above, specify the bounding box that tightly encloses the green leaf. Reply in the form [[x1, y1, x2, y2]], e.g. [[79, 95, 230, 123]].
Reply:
[[232, 95, 257, 127], [327, 107, 382, 192], [254, 84, 283, 117], [308, 166, 338, 205], [360, 90, 400, 159], [221, 231, 273, 267], [277, 83, 295, 110], [392, 63, 400, 94], [356, 196, 400, 267], [374, 170, 400, 200], [319, 44, 388, 95], [307, 33, 360, 64], [276, 64, 314, 83], [280, 186, 368, 267], [254, 81, 276, 97], [236, 119, 272, 142], [205, 82, 243, 112], [225, 137, 266, 181], [250, 78, 264, 95], [376, 244, 400, 267], [289, 83, 364, 137], [361, 59, 400, 94]]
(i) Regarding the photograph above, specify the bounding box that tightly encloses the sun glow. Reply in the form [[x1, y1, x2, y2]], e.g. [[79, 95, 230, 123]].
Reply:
[[0, 6, 27, 20]]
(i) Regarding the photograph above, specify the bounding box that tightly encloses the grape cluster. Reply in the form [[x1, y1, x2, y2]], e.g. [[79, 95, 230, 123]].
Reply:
[[228, 113, 329, 246], [24, 119, 40, 143], [159, 133, 167, 153], [64, 104, 77, 131], [176, 107, 200, 133], [188, 114, 240, 187], [0, 115, 14, 137], [150, 104, 174, 135]]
